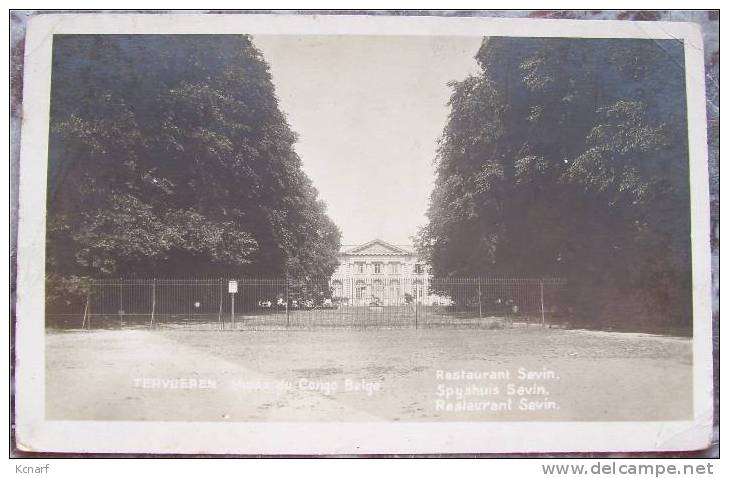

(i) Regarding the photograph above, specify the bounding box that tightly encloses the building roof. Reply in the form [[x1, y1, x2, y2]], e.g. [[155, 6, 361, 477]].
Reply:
[[339, 238, 415, 256]]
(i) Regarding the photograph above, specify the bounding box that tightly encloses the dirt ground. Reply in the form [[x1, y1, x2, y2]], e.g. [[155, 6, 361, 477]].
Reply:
[[45, 327, 692, 422]]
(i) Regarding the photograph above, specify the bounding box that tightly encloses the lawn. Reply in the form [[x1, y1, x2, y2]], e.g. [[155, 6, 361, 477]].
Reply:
[[45, 327, 692, 422]]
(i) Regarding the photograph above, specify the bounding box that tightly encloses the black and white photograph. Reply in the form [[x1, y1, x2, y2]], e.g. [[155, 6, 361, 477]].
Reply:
[[11, 11, 717, 456]]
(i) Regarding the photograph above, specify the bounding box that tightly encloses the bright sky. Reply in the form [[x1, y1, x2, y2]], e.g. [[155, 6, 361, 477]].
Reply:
[[253, 35, 483, 245]]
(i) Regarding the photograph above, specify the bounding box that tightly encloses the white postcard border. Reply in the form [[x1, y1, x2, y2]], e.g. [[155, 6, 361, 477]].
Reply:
[[15, 13, 713, 454]]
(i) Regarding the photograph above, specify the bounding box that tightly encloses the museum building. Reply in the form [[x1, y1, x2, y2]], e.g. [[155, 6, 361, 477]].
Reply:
[[330, 239, 432, 305]]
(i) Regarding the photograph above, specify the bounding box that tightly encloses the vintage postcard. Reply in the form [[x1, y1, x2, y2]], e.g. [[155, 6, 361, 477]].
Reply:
[[14, 13, 713, 454]]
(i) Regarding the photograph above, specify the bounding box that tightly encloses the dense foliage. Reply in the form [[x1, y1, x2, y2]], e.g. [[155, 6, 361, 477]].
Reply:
[[47, 35, 340, 310], [416, 38, 692, 332]]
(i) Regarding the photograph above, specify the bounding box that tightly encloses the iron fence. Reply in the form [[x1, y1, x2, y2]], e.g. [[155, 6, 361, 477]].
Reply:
[[46, 277, 568, 330]]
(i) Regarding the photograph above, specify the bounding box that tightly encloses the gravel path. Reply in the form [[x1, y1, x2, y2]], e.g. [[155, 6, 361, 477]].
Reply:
[[46, 327, 692, 422]]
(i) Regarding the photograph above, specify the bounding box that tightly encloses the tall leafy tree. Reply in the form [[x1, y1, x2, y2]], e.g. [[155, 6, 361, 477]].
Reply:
[[47, 35, 340, 309], [417, 37, 691, 331]]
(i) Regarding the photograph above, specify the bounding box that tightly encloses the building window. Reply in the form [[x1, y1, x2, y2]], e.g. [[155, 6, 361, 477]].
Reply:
[[390, 263, 400, 274], [332, 280, 343, 298], [357, 263, 365, 274], [373, 279, 383, 300], [390, 279, 400, 303], [414, 263, 424, 274], [355, 281, 366, 299], [374, 263, 381, 274]]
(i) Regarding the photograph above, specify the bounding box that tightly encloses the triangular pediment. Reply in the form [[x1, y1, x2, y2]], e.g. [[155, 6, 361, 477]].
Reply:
[[346, 239, 411, 256]]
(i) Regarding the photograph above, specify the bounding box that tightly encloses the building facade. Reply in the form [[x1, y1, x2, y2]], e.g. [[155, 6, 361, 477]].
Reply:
[[331, 239, 434, 305]]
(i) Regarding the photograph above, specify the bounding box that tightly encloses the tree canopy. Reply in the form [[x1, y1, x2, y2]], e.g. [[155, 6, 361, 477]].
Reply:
[[416, 37, 692, 332], [47, 35, 340, 308]]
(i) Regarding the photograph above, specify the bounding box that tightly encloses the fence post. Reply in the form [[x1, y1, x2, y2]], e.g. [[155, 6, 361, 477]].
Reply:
[[478, 279, 482, 319], [150, 279, 156, 328], [415, 294, 419, 330], [540, 279, 546, 327], [231, 280, 235, 329], [88, 286, 92, 329], [118, 279, 124, 327], [218, 278, 223, 330], [285, 276, 290, 328], [81, 292, 90, 330], [523, 279, 529, 327]]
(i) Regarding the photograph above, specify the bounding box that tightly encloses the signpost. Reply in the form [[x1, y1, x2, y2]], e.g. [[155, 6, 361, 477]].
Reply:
[[228, 280, 238, 329]]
